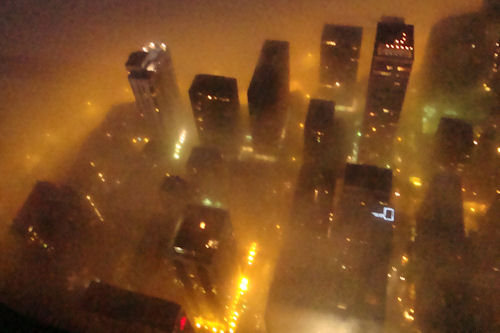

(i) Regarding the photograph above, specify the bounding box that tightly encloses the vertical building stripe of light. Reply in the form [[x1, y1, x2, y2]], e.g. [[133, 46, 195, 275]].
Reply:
[[173, 129, 187, 160]]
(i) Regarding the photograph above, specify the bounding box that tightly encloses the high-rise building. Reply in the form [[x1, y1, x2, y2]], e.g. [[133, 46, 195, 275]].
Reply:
[[320, 24, 363, 106], [186, 146, 227, 207], [188, 74, 239, 151], [419, 3, 499, 131], [359, 17, 414, 166], [329, 163, 394, 323], [290, 163, 336, 235], [12, 181, 102, 256], [433, 117, 474, 169], [414, 171, 469, 332], [248, 40, 290, 154], [170, 205, 238, 316], [125, 42, 180, 138], [303, 99, 336, 167], [82, 281, 195, 332]]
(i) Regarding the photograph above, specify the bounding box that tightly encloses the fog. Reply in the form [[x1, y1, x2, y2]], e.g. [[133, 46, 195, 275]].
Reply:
[[1, 0, 497, 332]]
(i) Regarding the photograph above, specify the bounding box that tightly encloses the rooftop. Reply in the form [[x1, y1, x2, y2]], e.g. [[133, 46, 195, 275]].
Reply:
[[321, 24, 363, 44], [305, 99, 335, 129], [189, 74, 238, 99], [82, 281, 183, 332], [344, 163, 393, 197], [186, 146, 223, 173], [172, 205, 230, 264]]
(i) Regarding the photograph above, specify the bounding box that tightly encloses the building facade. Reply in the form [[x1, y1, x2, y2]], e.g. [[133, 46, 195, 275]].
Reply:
[[188, 74, 240, 152], [319, 24, 363, 107], [248, 40, 290, 155], [125, 42, 180, 140], [359, 17, 414, 166]]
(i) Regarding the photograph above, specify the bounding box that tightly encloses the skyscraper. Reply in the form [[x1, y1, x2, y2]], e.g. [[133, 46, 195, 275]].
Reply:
[[125, 42, 180, 139], [303, 99, 336, 166], [13, 181, 102, 256], [188, 74, 240, 151], [320, 24, 363, 106], [186, 146, 227, 207], [419, 2, 499, 131], [433, 117, 474, 169], [290, 163, 336, 235], [359, 17, 414, 166], [248, 40, 290, 154], [170, 205, 238, 316], [414, 171, 469, 332], [330, 163, 394, 323]]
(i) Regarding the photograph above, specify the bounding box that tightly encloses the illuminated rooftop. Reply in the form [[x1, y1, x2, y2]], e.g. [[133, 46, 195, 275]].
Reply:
[[172, 204, 231, 264]]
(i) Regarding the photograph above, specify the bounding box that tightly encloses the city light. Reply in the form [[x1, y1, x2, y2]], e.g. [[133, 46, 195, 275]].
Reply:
[[371, 206, 395, 222], [173, 129, 187, 160], [86, 194, 104, 222], [194, 242, 257, 332], [409, 176, 422, 187]]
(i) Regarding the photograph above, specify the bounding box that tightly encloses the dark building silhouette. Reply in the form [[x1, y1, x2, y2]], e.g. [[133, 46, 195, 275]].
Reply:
[[125, 42, 180, 139], [0, 302, 69, 333], [290, 163, 336, 236], [186, 146, 227, 206], [170, 205, 238, 315], [303, 99, 336, 167], [466, 195, 500, 331], [359, 17, 414, 166], [82, 281, 194, 332], [12, 181, 101, 256], [329, 163, 394, 323], [419, 1, 500, 132], [248, 40, 290, 155], [188, 74, 239, 151], [414, 171, 472, 332], [320, 24, 363, 106], [160, 175, 194, 218], [433, 117, 474, 169], [464, 114, 500, 200]]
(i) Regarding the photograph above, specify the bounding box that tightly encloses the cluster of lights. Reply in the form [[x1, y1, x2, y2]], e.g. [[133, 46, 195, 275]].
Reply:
[[247, 242, 257, 265], [173, 129, 187, 160], [142, 42, 167, 52], [384, 32, 413, 51], [194, 242, 258, 333], [131, 136, 150, 144], [26, 225, 52, 252], [86, 195, 104, 222], [207, 95, 231, 103], [97, 172, 106, 183]]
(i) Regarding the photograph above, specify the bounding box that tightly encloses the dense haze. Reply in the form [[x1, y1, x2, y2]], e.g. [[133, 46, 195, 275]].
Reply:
[[0, 0, 481, 226], [3, 2, 498, 332]]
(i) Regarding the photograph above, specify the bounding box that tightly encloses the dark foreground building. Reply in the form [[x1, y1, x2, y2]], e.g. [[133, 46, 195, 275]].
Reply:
[[359, 17, 414, 166], [82, 281, 194, 332], [248, 40, 290, 155]]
